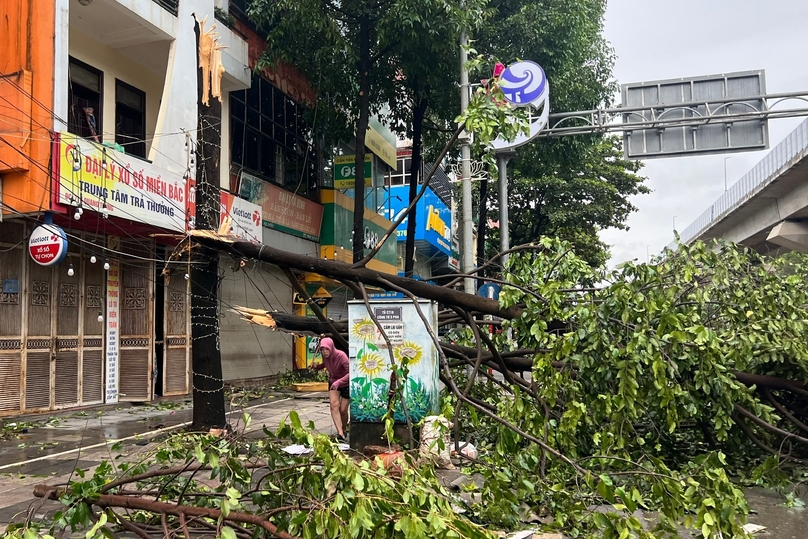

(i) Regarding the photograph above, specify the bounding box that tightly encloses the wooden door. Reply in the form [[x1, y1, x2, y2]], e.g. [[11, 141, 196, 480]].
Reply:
[[118, 261, 153, 401], [0, 222, 25, 415], [163, 273, 190, 395], [81, 252, 105, 404], [54, 242, 81, 409]]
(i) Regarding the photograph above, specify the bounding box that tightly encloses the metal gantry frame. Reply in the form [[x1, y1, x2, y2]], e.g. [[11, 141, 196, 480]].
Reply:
[[538, 91, 808, 138]]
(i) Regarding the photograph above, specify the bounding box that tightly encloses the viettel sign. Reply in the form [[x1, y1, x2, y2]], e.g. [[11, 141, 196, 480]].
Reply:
[[29, 224, 69, 266]]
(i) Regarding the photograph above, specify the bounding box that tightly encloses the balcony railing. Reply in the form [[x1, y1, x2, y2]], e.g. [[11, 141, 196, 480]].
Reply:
[[152, 0, 179, 16]]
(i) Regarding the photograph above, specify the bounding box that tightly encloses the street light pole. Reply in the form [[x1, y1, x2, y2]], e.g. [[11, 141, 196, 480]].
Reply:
[[673, 215, 677, 234], [460, 30, 474, 294], [497, 152, 514, 269]]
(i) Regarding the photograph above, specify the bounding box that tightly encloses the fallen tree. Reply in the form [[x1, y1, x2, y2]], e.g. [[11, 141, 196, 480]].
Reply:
[[181, 232, 808, 536], [14, 236, 808, 538]]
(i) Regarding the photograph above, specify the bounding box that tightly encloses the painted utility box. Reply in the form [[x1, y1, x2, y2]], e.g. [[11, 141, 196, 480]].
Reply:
[[347, 299, 440, 423]]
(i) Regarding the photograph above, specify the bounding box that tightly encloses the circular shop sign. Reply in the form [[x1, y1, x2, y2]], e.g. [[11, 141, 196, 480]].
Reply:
[[29, 224, 69, 266], [499, 61, 547, 107]]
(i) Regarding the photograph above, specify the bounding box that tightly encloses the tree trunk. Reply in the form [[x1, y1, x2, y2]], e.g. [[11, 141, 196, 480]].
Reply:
[[191, 20, 225, 431], [352, 13, 372, 265], [191, 232, 523, 320], [476, 178, 489, 291], [404, 97, 428, 277]]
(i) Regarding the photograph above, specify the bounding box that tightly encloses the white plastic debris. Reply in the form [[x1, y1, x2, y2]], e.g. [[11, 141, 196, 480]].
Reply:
[[454, 442, 478, 459], [420, 415, 453, 468], [742, 524, 767, 534], [282, 444, 313, 455]]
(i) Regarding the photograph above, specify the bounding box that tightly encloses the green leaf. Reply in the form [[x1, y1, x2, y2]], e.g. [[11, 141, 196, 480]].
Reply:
[[220, 526, 237, 539], [85, 512, 107, 539], [194, 445, 206, 464]]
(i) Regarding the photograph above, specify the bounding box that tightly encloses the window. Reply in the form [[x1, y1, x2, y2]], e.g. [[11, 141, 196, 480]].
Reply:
[[230, 74, 318, 198], [115, 80, 146, 158], [68, 58, 102, 142], [386, 155, 412, 186]]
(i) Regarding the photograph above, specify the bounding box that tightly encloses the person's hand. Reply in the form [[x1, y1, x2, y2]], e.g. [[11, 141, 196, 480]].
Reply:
[[331, 383, 338, 391]]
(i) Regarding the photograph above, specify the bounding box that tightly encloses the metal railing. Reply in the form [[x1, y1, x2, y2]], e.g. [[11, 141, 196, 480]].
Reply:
[[676, 117, 808, 247], [152, 0, 179, 16]]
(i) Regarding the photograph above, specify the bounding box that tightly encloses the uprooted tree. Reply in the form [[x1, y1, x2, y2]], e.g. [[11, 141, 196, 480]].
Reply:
[[14, 232, 808, 539]]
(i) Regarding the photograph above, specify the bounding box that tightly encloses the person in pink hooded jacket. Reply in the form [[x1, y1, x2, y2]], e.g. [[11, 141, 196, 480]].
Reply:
[[311, 337, 350, 442]]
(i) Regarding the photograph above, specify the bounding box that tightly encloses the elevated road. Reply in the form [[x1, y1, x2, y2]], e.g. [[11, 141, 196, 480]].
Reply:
[[679, 118, 808, 253]]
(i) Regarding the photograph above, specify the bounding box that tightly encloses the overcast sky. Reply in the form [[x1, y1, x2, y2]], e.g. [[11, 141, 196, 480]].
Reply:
[[599, 0, 808, 265]]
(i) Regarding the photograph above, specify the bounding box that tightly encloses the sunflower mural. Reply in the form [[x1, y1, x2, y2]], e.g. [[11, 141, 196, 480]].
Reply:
[[348, 302, 440, 424], [358, 349, 384, 377], [351, 319, 376, 342], [394, 341, 423, 367]]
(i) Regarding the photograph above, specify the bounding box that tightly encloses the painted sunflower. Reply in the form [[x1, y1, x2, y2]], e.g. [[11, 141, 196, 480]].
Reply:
[[351, 319, 376, 341], [394, 341, 423, 367], [359, 351, 384, 377]]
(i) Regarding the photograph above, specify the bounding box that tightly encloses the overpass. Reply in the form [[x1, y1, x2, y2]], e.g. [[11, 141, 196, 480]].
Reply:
[[678, 118, 808, 253]]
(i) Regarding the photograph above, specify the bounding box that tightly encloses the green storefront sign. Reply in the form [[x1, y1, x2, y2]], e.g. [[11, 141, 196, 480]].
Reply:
[[320, 193, 397, 268], [334, 154, 372, 189]]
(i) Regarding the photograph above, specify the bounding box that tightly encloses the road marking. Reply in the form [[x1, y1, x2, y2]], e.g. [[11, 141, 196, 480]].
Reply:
[[0, 398, 292, 472]]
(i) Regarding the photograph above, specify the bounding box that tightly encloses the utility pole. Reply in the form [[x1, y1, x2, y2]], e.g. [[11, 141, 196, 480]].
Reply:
[[190, 18, 225, 431], [497, 152, 515, 269], [460, 31, 474, 294]]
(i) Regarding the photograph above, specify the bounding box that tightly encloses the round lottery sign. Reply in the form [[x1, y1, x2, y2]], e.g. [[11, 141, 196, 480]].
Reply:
[[29, 224, 69, 266]]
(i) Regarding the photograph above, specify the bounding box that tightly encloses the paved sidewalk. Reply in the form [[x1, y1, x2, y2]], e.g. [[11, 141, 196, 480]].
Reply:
[[0, 391, 336, 533]]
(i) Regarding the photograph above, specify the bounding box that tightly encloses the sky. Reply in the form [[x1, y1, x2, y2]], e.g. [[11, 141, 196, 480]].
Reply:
[[599, 0, 808, 265]]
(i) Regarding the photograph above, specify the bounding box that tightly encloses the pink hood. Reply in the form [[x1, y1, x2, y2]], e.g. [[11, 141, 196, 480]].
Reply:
[[319, 337, 349, 389]]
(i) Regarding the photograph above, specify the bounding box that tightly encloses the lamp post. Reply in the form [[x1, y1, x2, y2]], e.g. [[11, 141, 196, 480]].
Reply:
[[673, 215, 677, 234]]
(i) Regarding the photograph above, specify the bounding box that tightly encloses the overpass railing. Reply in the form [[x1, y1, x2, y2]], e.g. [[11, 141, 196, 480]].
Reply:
[[676, 118, 808, 247]]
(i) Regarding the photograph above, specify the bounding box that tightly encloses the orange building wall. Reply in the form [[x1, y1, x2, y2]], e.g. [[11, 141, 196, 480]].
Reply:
[[0, 0, 56, 214]]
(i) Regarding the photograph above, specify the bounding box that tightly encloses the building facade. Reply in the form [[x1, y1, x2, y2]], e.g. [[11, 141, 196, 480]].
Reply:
[[0, 0, 251, 414], [0, 0, 405, 413]]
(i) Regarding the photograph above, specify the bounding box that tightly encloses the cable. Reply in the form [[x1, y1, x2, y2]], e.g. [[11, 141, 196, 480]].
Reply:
[[3, 70, 312, 246]]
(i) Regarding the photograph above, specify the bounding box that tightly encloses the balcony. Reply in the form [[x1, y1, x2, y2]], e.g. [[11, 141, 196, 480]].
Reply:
[[152, 0, 179, 16], [69, 0, 177, 50]]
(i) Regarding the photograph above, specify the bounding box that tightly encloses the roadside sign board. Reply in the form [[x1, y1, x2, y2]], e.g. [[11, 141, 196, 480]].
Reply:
[[621, 70, 769, 159]]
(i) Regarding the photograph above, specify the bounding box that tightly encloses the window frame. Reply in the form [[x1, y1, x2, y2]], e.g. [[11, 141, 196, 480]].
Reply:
[[114, 79, 147, 158], [67, 57, 104, 143]]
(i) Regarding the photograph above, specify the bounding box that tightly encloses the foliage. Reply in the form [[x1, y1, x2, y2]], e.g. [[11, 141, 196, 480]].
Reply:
[[351, 377, 433, 422], [272, 368, 329, 388], [491, 137, 648, 267], [468, 0, 646, 265], [6, 413, 492, 539], [443, 237, 808, 537]]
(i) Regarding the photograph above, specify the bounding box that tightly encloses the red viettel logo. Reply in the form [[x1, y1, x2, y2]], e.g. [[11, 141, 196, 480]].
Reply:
[[29, 224, 68, 267], [252, 210, 261, 227]]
